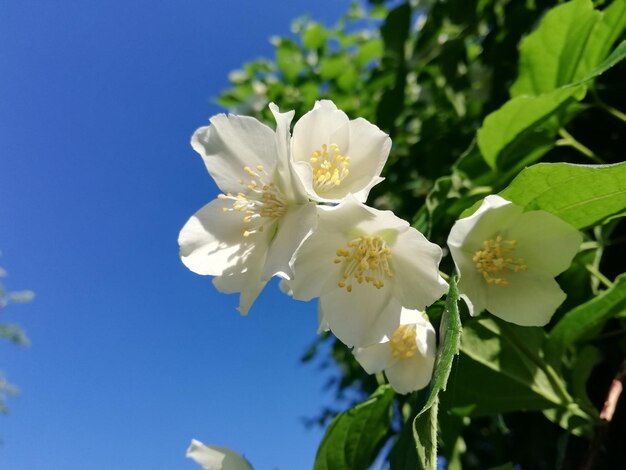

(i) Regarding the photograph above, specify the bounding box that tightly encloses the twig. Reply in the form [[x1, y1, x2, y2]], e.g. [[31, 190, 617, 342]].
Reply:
[[580, 359, 626, 470]]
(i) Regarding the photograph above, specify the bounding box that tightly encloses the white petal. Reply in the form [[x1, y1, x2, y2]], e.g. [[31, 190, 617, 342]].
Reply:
[[485, 271, 567, 326], [342, 118, 391, 202], [187, 440, 225, 469], [320, 283, 398, 347], [385, 348, 435, 394], [412, 313, 437, 359], [178, 199, 248, 276], [454, 252, 487, 316], [269, 103, 307, 203], [447, 195, 521, 255], [354, 341, 394, 374], [291, 101, 351, 202], [508, 210, 582, 276], [292, 101, 348, 166], [391, 228, 448, 309], [211, 228, 272, 315], [186, 439, 253, 470], [268, 102, 294, 171], [289, 199, 375, 301], [262, 203, 317, 281], [317, 301, 330, 333], [191, 114, 277, 194], [398, 307, 424, 326], [289, 226, 345, 301]]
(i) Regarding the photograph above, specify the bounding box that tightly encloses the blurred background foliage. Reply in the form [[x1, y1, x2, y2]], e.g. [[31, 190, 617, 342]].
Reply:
[[216, 0, 626, 468], [0, 261, 33, 416]]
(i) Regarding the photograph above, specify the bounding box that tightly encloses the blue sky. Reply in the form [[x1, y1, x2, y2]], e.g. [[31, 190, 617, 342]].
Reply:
[[0, 1, 352, 468]]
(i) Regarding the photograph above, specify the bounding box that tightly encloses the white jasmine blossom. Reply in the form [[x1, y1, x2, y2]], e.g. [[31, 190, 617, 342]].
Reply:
[[447, 195, 582, 326], [291, 100, 391, 203], [353, 307, 436, 394], [186, 439, 252, 470], [178, 104, 316, 314], [290, 195, 448, 347]]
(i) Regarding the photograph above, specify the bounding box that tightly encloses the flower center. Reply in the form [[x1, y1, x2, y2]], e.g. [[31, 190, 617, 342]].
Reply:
[[334, 235, 393, 292], [390, 324, 417, 360], [310, 143, 350, 193], [472, 235, 528, 286], [218, 165, 287, 237]]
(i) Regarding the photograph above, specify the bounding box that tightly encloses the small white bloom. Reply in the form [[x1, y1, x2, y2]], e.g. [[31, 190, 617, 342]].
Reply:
[[291, 100, 391, 203], [186, 439, 252, 470], [354, 306, 436, 394], [447, 195, 582, 326], [178, 104, 316, 314], [290, 195, 448, 347]]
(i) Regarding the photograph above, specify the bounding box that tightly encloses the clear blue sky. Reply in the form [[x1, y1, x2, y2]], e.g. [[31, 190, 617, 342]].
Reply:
[[0, 1, 352, 468]]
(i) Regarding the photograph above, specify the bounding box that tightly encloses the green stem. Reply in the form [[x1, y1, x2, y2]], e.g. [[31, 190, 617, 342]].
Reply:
[[585, 264, 614, 289], [602, 103, 626, 124], [439, 271, 450, 281], [556, 128, 603, 164], [591, 89, 626, 124]]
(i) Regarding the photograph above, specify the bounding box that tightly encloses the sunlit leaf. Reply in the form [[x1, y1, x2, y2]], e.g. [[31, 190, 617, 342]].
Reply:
[[499, 162, 626, 229], [314, 385, 394, 470], [547, 274, 626, 364], [511, 0, 626, 96]]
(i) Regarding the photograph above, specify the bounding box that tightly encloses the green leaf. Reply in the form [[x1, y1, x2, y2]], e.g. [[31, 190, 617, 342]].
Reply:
[[276, 40, 304, 83], [477, 86, 582, 169], [319, 55, 347, 80], [413, 397, 439, 470], [499, 162, 626, 229], [314, 385, 394, 470], [547, 274, 626, 363], [444, 318, 595, 435], [303, 23, 327, 50], [511, 0, 626, 96], [355, 39, 383, 67]]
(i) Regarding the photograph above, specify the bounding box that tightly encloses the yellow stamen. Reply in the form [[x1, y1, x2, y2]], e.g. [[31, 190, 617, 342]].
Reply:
[[334, 235, 392, 292], [473, 235, 528, 286], [310, 143, 350, 193], [390, 324, 417, 360]]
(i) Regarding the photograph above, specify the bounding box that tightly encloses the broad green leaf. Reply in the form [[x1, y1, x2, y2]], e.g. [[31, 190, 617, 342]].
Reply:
[[547, 274, 626, 363], [314, 385, 394, 470], [574, 40, 626, 85], [511, 0, 626, 96], [444, 318, 595, 435], [413, 397, 439, 470], [477, 86, 582, 169], [499, 162, 626, 229]]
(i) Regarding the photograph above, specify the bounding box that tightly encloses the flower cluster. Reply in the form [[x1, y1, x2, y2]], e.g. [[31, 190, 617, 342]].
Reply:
[[179, 102, 581, 395]]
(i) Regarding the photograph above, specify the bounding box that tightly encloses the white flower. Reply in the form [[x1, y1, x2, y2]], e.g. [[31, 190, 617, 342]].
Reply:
[[290, 195, 448, 347], [186, 439, 252, 470], [354, 306, 436, 394], [178, 104, 317, 314], [447, 195, 582, 326], [290, 100, 391, 203]]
